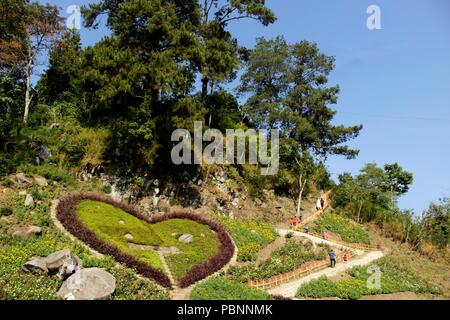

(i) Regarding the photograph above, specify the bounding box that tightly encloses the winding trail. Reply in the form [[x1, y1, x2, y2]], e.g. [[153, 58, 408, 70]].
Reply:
[[267, 229, 385, 298]]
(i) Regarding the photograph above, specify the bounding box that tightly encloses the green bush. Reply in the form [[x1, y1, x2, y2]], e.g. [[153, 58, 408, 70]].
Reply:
[[285, 232, 294, 239], [313, 212, 370, 244], [190, 277, 270, 300], [296, 276, 338, 298], [0, 207, 13, 217], [101, 185, 112, 194], [18, 163, 74, 186]]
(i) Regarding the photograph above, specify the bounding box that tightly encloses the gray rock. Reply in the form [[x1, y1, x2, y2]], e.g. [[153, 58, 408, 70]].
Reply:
[[44, 250, 81, 280], [124, 233, 134, 240], [13, 173, 33, 186], [22, 257, 48, 274], [33, 175, 48, 187], [153, 196, 160, 207], [57, 268, 116, 300], [36, 145, 52, 162], [178, 233, 194, 244], [10, 225, 41, 238], [24, 194, 34, 206]]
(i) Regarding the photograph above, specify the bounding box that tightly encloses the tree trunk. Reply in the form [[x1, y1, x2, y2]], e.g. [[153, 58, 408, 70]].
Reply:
[[201, 75, 209, 113], [390, 185, 395, 210], [357, 201, 363, 223], [296, 172, 307, 216], [23, 58, 32, 124]]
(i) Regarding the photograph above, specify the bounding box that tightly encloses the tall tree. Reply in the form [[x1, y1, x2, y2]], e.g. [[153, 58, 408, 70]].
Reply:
[[0, 0, 28, 74], [195, 0, 276, 116], [240, 37, 362, 216], [382, 163, 414, 211], [37, 30, 82, 105], [423, 198, 449, 249], [0, 1, 62, 123], [80, 0, 202, 172]]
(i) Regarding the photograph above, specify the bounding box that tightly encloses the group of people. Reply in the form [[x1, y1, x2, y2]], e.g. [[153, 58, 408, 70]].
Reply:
[[288, 193, 349, 268], [327, 250, 348, 267]]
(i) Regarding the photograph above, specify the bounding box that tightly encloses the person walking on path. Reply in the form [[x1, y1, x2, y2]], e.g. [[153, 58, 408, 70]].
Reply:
[[303, 225, 309, 233], [328, 249, 336, 268], [316, 197, 322, 210]]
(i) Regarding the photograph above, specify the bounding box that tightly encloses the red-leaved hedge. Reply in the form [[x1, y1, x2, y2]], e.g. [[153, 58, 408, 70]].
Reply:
[[56, 193, 235, 289]]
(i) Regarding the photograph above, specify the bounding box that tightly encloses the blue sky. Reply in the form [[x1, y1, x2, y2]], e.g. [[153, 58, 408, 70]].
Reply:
[[38, 0, 450, 214]]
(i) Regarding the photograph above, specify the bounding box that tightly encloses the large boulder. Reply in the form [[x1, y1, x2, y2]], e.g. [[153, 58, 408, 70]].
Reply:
[[22, 250, 81, 280], [57, 268, 116, 300], [44, 250, 81, 280]]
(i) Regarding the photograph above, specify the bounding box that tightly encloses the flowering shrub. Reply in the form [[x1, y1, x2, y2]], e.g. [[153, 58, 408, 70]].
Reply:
[[313, 212, 370, 244], [190, 276, 270, 300]]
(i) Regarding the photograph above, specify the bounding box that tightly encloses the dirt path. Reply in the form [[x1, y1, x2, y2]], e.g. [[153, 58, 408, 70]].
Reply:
[[256, 237, 286, 263], [267, 229, 385, 298]]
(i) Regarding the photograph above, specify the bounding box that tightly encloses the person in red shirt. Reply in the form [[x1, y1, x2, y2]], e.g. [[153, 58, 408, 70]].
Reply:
[[290, 216, 299, 229], [343, 253, 349, 263]]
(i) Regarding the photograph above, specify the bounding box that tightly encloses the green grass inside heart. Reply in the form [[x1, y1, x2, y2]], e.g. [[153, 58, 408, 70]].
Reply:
[[76, 200, 220, 279]]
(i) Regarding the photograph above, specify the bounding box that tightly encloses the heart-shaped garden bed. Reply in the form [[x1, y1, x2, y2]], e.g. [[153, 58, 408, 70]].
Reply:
[[56, 193, 235, 288]]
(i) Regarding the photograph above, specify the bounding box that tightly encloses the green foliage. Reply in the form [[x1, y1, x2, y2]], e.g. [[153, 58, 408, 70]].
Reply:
[[296, 276, 338, 298], [240, 36, 362, 163], [190, 276, 270, 300], [0, 76, 23, 141], [110, 267, 170, 300], [227, 238, 327, 282], [296, 256, 441, 300], [216, 216, 277, 262], [0, 207, 13, 217], [18, 163, 74, 186], [313, 212, 370, 244], [37, 30, 82, 105], [76, 200, 220, 279], [423, 198, 449, 249]]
